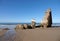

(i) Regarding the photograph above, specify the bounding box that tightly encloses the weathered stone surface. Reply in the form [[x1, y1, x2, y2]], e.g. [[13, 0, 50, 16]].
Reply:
[[41, 8, 52, 27], [31, 19, 36, 29], [23, 24, 28, 29], [15, 24, 24, 29]]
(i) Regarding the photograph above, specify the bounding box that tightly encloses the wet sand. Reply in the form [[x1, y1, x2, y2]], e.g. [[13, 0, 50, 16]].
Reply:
[[0, 27, 60, 41], [0, 29, 7, 37]]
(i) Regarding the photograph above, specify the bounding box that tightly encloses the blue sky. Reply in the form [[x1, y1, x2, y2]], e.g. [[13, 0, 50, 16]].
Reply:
[[0, 0, 60, 23]]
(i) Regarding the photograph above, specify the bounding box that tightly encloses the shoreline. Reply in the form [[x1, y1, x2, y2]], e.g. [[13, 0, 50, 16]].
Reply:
[[0, 27, 60, 41]]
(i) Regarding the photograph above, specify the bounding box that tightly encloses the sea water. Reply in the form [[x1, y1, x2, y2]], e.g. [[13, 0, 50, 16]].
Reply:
[[0, 23, 60, 29]]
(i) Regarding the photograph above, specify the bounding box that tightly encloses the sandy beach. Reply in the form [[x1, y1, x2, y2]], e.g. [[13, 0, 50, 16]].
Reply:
[[0, 27, 60, 41]]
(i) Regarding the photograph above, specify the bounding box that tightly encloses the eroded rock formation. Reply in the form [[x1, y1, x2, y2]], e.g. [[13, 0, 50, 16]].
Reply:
[[41, 8, 52, 27], [31, 19, 36, 29]]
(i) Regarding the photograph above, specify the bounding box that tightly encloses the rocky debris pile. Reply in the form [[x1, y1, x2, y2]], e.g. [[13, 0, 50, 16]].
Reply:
[[15, 19, 36, 29], [15, 24, 32, 29]]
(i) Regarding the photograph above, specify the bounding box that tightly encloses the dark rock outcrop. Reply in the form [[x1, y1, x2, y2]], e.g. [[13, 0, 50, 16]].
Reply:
[[2, 28, 10, 30]]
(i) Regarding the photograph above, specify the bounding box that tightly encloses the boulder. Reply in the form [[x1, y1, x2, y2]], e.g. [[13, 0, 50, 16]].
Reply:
[[2, 28, 10, 30], [41, 8, 52, 27], [23, 24, 28, 29], [15, 24, 24, 29]]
